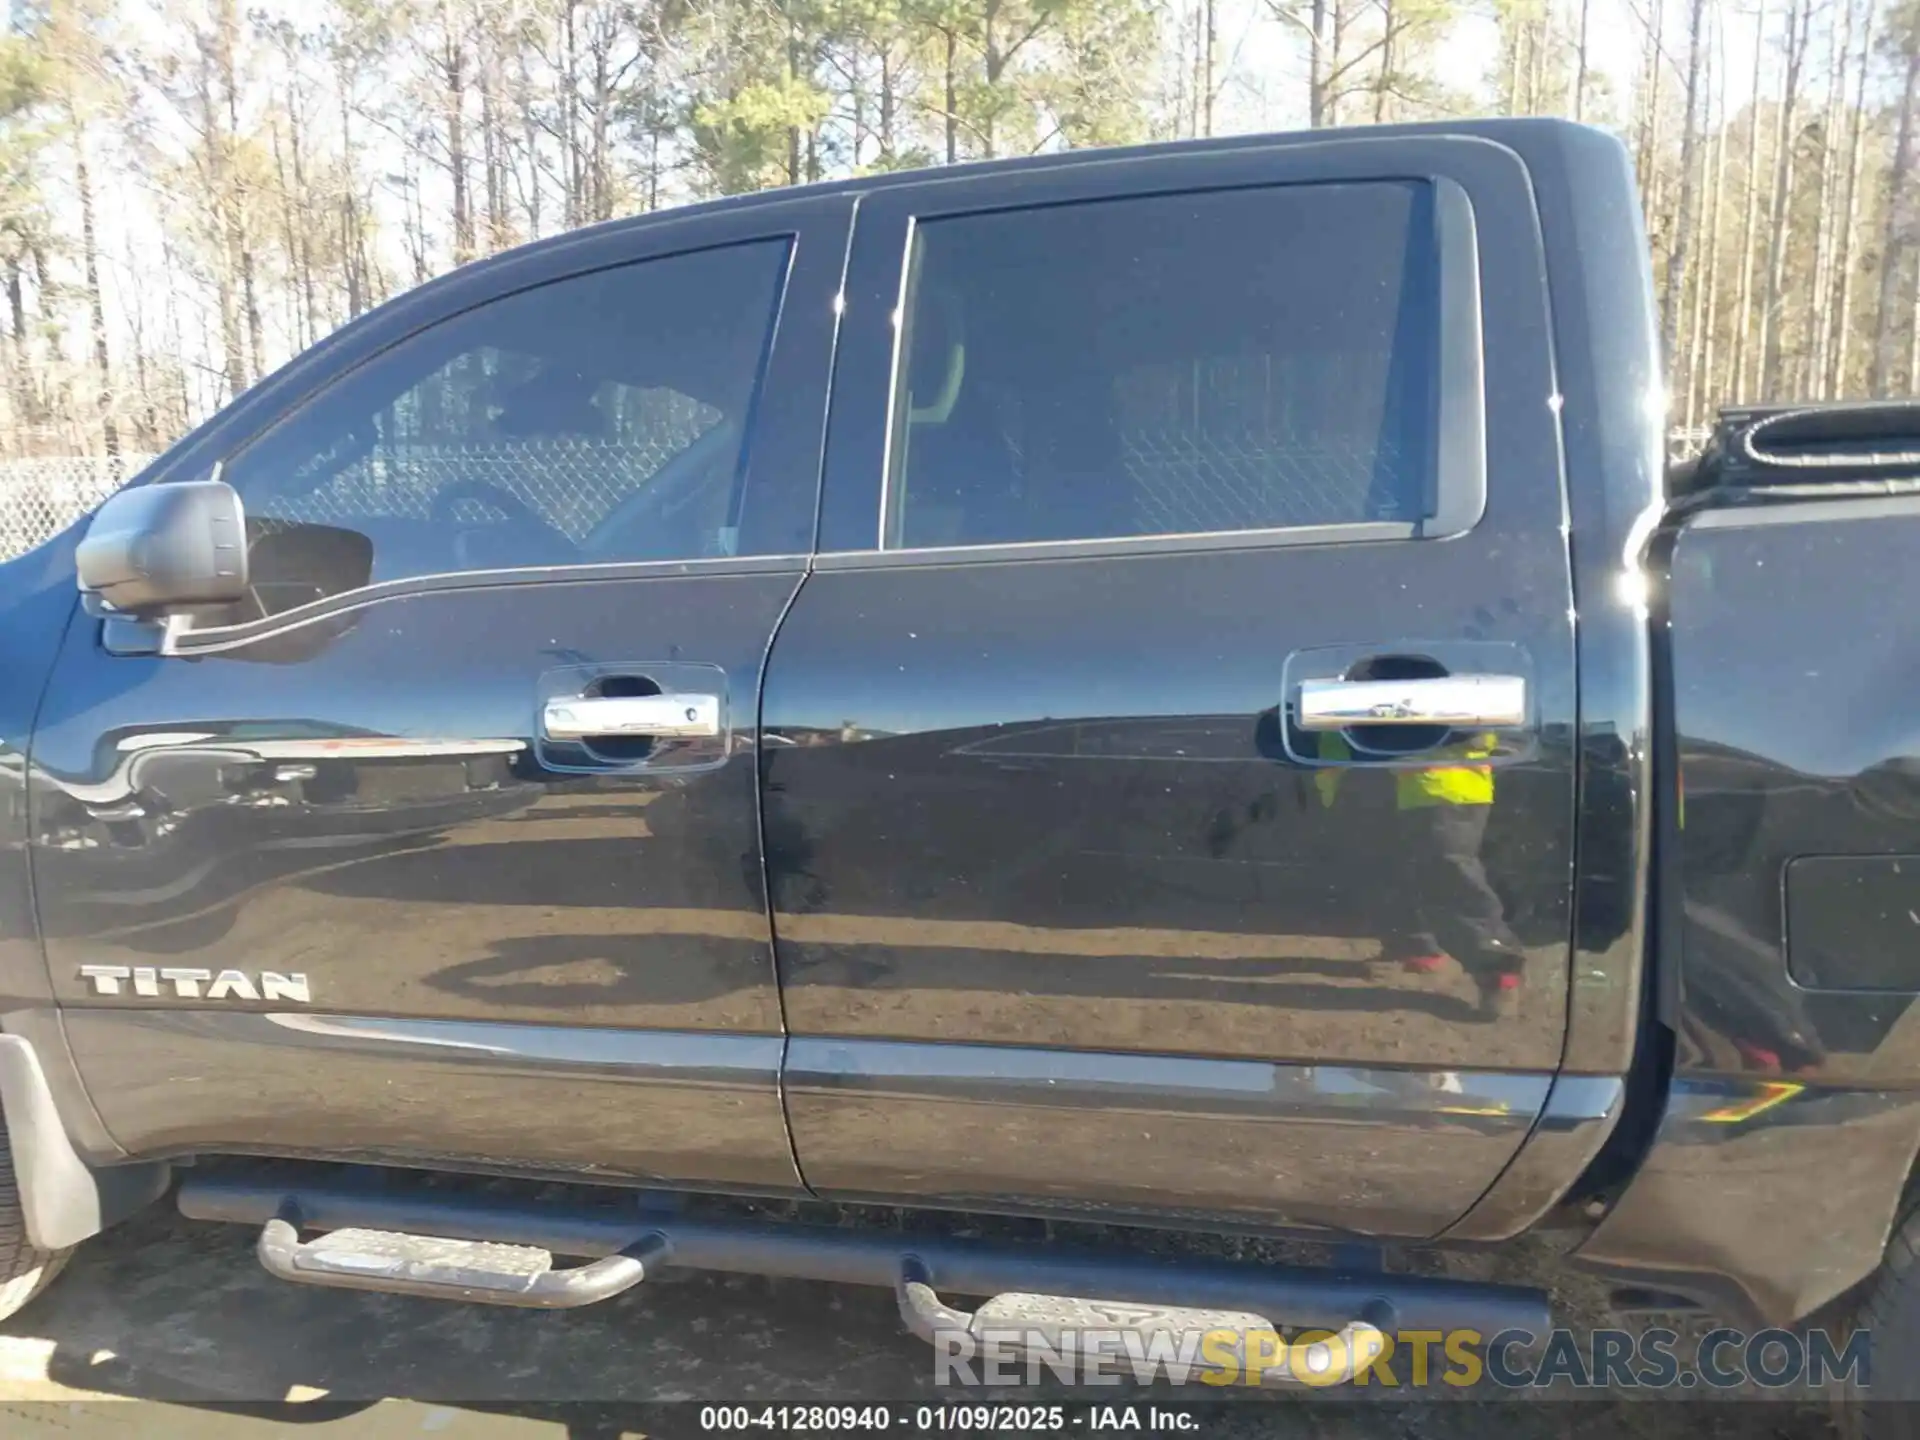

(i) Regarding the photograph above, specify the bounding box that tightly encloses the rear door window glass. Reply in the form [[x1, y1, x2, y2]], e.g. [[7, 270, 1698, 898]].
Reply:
[[886, 183, 1440, 549]]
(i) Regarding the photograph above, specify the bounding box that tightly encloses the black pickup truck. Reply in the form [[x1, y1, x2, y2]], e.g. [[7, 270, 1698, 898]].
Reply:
[[0, 115, 1917, 1404]]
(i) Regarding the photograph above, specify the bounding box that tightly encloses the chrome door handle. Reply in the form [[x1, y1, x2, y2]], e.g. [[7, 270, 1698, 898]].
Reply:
[[1296, 674, 1527, 730], [543, 693, 721, 741]]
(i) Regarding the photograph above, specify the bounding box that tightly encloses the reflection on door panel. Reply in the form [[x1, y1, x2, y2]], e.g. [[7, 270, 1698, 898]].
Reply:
[[768, 163, 1576, 1239], [35, 573, 806, 1188], [31, 230, 818, 1189], [35, 581, 790, 1029]]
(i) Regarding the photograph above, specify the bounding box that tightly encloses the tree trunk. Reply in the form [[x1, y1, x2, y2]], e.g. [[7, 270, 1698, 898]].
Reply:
[[2, 254, 29, 442], [402, 161, 431, 286], [4, 256, 23, 353], [1759, 0, 1809, 400], [28, 243, 54, 435], [215, 0, 265, 388], [517, 46, 543, 239], [1871, 41, 1920, 393], [69, 106, 118, 457], [1573, 0, 1591, 120], [1731, 0, 1768, 399], [159, 232, 191, 432], [445, 6, 473, 264], [1637, 0, 1667, 216], [1324, 0, 1344, 126], [591, 38, 611, 216], [1527, 6, 1547, 112], [982, 0, 1002, 158], [944, 28, 958, 163], [1662, 0, 1709, 369], [204, 12, 249, 400], [286, 82, 319, 346], [1693, 97, 1728, 427], [1909, 248, 1920, 388], [1806, 0, 1852, 398], [337, 69, 368, 319], [270, 113, 302, 348], [241, 245, 264, 387], [1697, 33, 1728, 428], [1309, 0, 1329, 126], [561, 1, 580, 226], [1503, 11, 1522, 112], [1374, 0, 1395, 122], [480, 36, 508, 250], [122, 253, 156, 450], [1831, 0, 1877, 396], [1203, 0, 1217, 134], [880, 48, 896, 159], [850, 48, 869, 162], [787, 17, 803, 181]]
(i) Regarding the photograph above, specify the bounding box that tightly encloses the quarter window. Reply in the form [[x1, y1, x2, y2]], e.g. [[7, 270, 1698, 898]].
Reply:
[[886, 183, 1442, 549], [219, 239, 790, 613]]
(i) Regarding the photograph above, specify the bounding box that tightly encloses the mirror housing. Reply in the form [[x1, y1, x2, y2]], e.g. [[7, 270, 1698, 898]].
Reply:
[[76, 480, 248, 617]]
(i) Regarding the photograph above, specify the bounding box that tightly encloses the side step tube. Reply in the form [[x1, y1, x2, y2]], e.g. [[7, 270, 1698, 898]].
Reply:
[[179, 1172, 1551, 1338], [258, 1212, 670, 1309], [896, 1258, 1391, 1385]]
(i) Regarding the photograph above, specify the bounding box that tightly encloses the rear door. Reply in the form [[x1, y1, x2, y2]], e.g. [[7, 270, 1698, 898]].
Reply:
[[32, 195, 848, 1192], [762, 137, 1577, 1238]]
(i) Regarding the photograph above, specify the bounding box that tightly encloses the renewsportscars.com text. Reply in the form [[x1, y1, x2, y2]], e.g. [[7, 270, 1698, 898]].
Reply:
[[934, 1325, 1871, 1390]]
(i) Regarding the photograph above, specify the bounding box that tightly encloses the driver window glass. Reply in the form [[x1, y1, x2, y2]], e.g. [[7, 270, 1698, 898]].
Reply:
[[220, 238, 791, 608]]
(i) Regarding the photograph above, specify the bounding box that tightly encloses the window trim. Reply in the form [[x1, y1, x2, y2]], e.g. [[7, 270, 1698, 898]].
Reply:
[[841, 173, 1486, 567], [813, 520, 1421, 570]]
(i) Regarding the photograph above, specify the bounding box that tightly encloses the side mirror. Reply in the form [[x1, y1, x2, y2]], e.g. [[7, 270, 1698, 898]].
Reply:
[[75, 479, 248, 617]]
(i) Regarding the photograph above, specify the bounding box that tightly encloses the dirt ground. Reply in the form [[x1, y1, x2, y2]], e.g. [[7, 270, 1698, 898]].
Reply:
[[0, 1199, 1846, 1440]]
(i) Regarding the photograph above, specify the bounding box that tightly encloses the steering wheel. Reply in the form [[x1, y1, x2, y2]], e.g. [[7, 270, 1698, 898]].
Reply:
[[429, 479, 579, 567]]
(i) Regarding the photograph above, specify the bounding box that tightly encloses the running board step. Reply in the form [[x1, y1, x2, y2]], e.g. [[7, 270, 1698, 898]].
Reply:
[[180, 1168, 1550, 1338], [896, 1259, 1390, 1385], [258, 1214, 669, 1308]]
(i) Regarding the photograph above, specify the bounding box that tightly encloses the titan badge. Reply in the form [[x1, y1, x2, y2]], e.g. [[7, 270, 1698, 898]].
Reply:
[[78, 965, 311, 1003]]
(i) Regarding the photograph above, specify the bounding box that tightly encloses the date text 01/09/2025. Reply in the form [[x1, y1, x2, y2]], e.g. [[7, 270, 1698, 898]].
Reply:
[[696, 1406, 1199, 1432]]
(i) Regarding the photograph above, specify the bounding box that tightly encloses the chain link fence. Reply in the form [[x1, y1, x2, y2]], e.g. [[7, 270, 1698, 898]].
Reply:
[[1109, 354, 1424, 534], [0, 456, 154, 561], [0, 426, 1718, 566], [1668, 426, 1714, 462], [276, 417, 722, 544], [1120, 430, 1415, 532]]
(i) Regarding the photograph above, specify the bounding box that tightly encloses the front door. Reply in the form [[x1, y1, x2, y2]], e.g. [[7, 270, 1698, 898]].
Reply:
[[32, 196, 848, 1192], [762, 138, 1577, 1238]]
